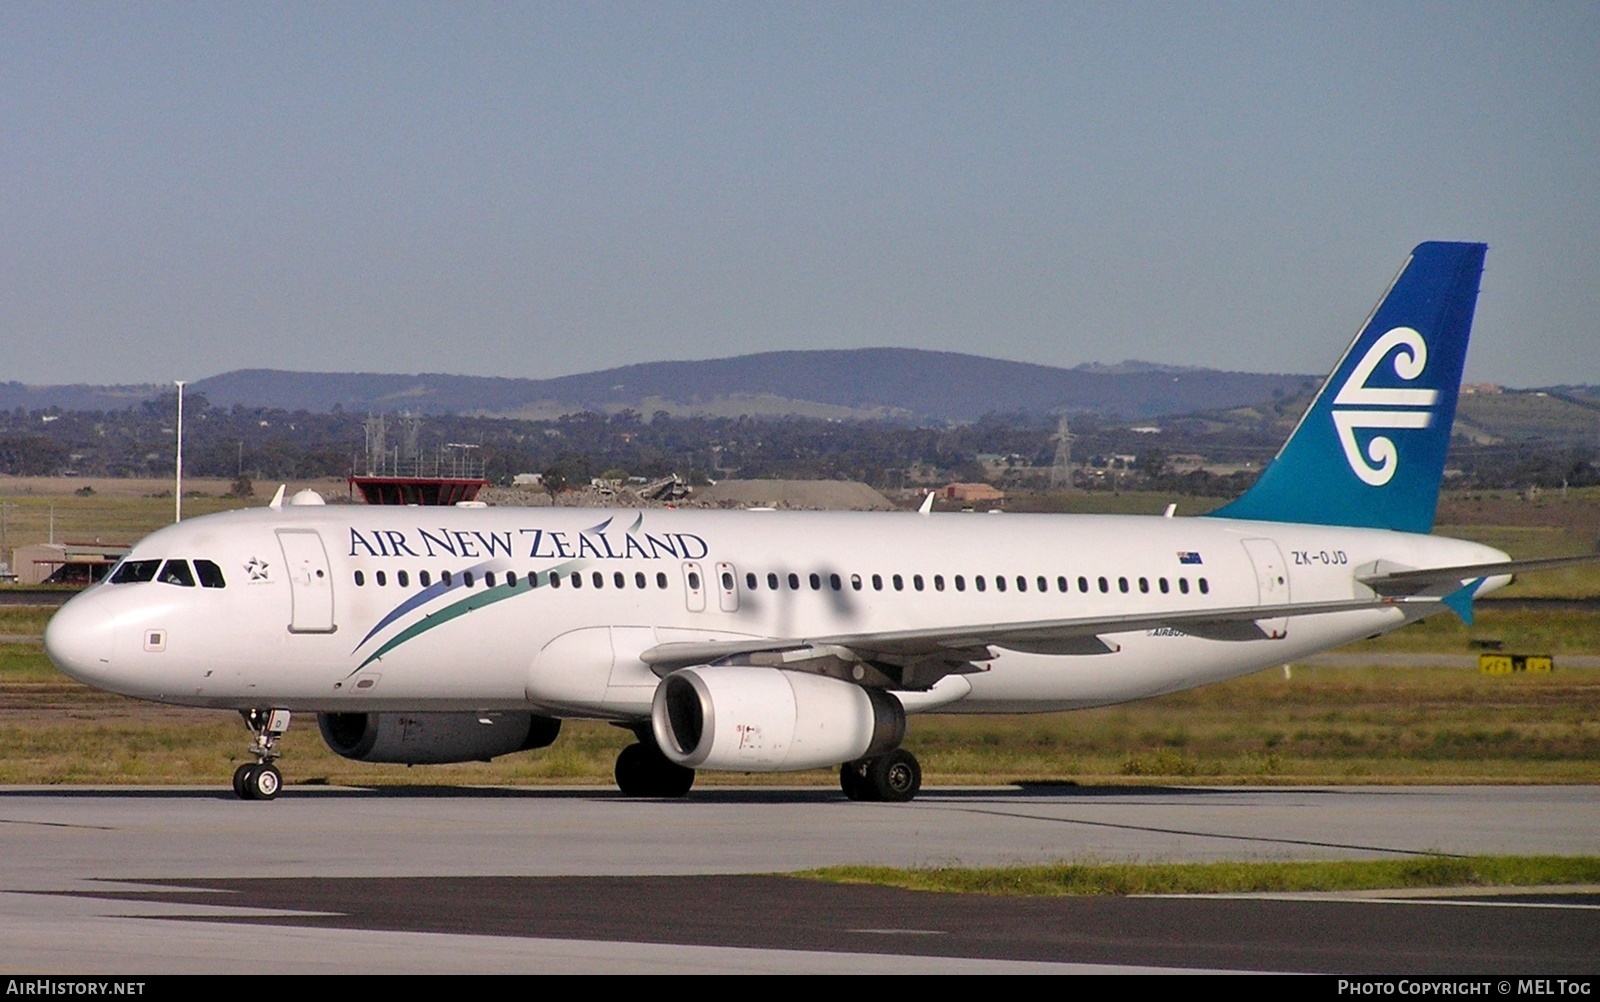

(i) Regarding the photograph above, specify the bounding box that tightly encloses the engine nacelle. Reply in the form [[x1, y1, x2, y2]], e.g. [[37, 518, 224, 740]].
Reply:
[[317, 712, 561, 764], [651, 666, 904, 772]]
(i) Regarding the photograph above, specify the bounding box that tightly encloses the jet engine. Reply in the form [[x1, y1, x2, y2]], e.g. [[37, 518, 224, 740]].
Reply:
[[651, 666, 904, 772], [317, 712, 561, 764]]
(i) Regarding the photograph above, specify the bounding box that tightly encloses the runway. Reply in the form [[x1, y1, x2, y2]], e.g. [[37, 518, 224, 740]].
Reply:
[[2, 784, 1597, 973]]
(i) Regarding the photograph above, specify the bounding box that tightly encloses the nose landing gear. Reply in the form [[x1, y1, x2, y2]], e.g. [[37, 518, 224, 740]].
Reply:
[[233, 708, 291, 801]]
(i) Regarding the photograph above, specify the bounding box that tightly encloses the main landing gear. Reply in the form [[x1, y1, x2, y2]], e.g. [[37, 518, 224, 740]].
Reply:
[[614, 732, 695, 798], [840, 748, 922, 803], [233, 708, 291, 801]]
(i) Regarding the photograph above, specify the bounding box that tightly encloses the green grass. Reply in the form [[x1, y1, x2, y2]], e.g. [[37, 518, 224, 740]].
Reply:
[[0, 606, 53, 636], [802, 855, 1600, 896], [1346, 607, 1599, 655], [5, 643, 1599, 786]]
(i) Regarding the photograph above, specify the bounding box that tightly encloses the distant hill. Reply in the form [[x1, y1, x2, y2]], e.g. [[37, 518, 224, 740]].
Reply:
[[0, 382, 165, 412], [183, 349, 1318, 422], [5, 350, 1595, 428]]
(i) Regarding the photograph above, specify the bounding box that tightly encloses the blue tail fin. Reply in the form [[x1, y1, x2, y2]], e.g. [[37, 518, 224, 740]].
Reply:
[[1209, 241, 1486, 534]]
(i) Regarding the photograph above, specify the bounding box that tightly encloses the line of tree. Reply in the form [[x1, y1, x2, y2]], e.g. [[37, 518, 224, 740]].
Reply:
[[1, 395, 1594, 494]]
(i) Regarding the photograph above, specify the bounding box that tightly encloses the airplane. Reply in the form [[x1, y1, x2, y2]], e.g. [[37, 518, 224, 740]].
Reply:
[[43, 241, 1595, 802]]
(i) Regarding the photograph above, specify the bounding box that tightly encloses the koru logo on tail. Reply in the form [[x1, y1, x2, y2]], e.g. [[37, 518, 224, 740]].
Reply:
[[1330, 327, 1437, 486]]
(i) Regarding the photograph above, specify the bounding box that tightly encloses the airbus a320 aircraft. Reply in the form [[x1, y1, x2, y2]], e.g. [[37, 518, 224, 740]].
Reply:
[[45, 242, 1591, 802]]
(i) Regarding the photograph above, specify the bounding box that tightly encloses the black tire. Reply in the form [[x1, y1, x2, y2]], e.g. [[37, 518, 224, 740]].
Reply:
[[233, 763, 257, 800], [865, 749, 921, 803], [839, 761, 874, 801], [653, 756, 695, 797], [250, 764, 282, 801], [614, 743, 651, 796], [615, 743, 695, 798]]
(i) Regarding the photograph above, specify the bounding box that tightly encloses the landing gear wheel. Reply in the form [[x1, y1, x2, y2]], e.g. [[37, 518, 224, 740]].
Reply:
[[840, 760, 873, 801], [614, 742, 695, 798], [865, 749, 921, 803], [233, 709, 291, 801], [249, 763, 282, 800], [233, 763, 282, 801]]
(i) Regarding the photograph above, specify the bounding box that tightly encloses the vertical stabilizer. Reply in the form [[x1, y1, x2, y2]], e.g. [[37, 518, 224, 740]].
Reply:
[[1210, 241, 1486, 533]]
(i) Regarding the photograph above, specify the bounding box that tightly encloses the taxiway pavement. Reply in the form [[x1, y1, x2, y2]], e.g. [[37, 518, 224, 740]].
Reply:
[[2, 784, 1596, 973]]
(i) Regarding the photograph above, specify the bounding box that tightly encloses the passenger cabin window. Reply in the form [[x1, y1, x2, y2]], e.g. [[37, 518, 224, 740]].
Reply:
[[354, 570, 366, 587], [913, 574, 924, 591], [420, 570, 432, 587], [397, 570, 409, 587], [656, 572, 668, 589], [375, 570, 387, 587]]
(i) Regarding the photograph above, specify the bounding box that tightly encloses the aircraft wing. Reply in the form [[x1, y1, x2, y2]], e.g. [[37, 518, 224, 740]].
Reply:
[[639, 593, 1446, 686], [642, 552, 1600, 687]]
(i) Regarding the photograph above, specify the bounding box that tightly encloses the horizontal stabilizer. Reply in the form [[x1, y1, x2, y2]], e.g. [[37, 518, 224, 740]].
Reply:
[[1357, 553, 1598, 596]]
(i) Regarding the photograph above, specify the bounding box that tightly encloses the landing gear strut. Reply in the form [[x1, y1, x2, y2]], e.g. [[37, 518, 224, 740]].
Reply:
[[614, 735, 694, 798], [233, 708, 291, 801], [841, 748, 922, 803]]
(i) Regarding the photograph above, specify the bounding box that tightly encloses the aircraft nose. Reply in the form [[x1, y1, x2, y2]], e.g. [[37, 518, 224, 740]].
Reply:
[[44, 592, 115, 685]]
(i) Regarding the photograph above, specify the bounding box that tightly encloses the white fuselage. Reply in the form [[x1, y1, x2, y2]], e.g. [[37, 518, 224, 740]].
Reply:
[[45, 503, 1507, 720]]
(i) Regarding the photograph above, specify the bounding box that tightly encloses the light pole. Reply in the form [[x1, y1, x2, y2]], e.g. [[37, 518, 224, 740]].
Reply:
[[175, 381, 185, 523]]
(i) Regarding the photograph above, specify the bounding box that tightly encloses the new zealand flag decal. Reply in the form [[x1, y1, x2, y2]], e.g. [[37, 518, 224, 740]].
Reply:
[[1177, 551, 1203, 565]]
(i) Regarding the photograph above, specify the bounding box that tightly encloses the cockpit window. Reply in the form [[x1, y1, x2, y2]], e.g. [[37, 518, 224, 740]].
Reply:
[[109, 559, 161, 584], [157, 560, 196, 587], [194, 560, 226, 588]]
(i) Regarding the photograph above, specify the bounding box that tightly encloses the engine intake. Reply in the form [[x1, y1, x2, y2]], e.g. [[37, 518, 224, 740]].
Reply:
[[317, 712, 561, 764], [651, 666, 904, 772]]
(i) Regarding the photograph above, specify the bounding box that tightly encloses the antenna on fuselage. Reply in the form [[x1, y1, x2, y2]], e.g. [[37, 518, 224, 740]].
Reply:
[[918, 490, 935, 516], [269, 485, 286, 510]]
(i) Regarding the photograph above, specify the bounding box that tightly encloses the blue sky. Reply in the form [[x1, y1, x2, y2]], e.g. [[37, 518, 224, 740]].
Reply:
[[4, 3, 1598, 387]]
